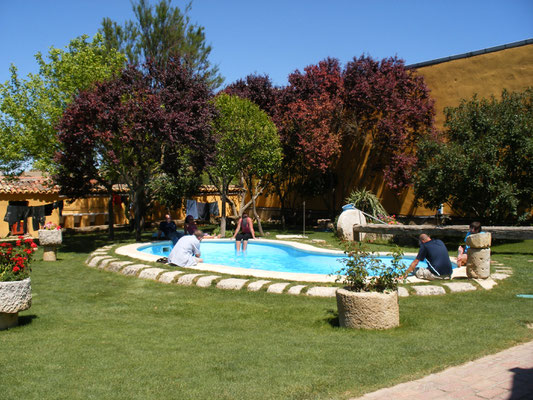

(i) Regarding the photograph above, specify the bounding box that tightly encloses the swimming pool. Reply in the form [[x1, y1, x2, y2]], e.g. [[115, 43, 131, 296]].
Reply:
[[138, 240, 430, 276]]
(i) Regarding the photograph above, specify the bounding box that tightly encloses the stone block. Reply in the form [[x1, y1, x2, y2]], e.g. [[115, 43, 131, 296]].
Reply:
[[176, 274, 203, 286], [158, 271, 184, 284], [306, 286, 338, 297], [397, 287, 409, 297], [87, 256, 113, 268], [466, 248, 491, 279], [0, 278, 32, 313], [337, 209, 366, 241], [287, 285, 306, 295], [491, 273, 510, 280], [196, 275, 221, 288], [42, 247, 57, 261], [443, 282, 477, 292], [38, 229, 62, 246], [246, 280, 271, 291], [412, 285, 446, 296], [121, 264, 149, 276], [267, 282, 290, 294], [451, 267, 468, 279], [99, 258, 118, 269], [466, 232, 491, 248], [475, 278, 498, 290], [216, 278, 248, 290], [107, 261, 133, 273], [138, 268, 167, 280]]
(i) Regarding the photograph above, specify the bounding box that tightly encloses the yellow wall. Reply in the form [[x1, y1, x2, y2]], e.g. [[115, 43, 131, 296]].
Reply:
[[276, 42, 533, 217], [417, 44, 533, 130]]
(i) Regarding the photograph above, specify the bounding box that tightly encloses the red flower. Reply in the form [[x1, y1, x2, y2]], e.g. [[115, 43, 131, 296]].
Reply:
[[30, 242, 38, 248], [13, 266, 20, 272], [16, 240, 22, 246]]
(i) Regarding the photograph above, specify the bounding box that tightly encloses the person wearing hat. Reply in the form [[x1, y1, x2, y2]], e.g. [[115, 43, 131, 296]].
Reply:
[[168, 230, 204, 266]]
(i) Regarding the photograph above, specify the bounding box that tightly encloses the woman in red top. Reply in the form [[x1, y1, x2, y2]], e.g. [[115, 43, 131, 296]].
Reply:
[[184, 215, 198, 235], [232, 213, 256, 252]]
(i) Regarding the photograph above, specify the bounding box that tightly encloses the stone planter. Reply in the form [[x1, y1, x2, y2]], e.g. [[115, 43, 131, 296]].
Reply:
[[466, 232, 491, 279], [0, 278, 32, 330], [38, 229, 62, 261], [336, 288, 399, 330]]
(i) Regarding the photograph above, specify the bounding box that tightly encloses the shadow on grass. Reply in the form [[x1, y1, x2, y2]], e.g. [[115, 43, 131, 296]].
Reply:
[[17, 314, 38, 327], [326, 309, 340, 328], [58, 229, 151, 255]]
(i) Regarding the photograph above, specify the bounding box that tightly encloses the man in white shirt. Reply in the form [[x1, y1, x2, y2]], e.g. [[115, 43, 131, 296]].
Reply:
[[168, 230, 204, 267]]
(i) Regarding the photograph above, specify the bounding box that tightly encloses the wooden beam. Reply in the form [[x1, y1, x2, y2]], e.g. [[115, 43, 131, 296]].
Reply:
[[352, 224, 533, 240]]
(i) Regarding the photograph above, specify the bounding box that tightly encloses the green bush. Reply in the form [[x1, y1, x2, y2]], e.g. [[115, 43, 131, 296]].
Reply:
[[336, 242, 405, 292]]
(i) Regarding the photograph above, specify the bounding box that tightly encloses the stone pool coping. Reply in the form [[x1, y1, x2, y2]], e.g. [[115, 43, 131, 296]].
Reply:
[[84, 241, 512, 298], [117, 238, 350, 283]]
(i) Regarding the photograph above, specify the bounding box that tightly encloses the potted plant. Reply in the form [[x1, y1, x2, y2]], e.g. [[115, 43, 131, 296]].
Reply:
[[38, 221, 62, 261], [336, 243, 405, 330], [0, 236, 38, 330]]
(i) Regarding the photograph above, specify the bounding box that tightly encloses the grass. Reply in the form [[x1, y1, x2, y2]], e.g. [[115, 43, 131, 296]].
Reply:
[[1, 230, 532, 399]]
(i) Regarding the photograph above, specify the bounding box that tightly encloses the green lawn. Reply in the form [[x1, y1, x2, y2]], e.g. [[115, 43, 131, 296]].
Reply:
[[1, 230, 532, 399]]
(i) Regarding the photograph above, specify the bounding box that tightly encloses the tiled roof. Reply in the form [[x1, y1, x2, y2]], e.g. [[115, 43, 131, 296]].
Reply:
[[0, 173, 60, 194], [0, 172, 238, 196]]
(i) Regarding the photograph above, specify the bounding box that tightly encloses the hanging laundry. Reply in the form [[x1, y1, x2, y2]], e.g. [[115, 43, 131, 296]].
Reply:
[[186, 199, 198, 219], [196, 202, 209, 220], [32, 205, 46, 231], [208, 202, 220, 217]]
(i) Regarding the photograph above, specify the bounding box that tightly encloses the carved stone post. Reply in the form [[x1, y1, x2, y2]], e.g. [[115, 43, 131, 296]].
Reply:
[[466, 232, 491, 279]]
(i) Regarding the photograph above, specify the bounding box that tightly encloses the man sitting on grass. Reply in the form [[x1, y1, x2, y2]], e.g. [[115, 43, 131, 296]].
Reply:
[[403, 234, 453, 280]]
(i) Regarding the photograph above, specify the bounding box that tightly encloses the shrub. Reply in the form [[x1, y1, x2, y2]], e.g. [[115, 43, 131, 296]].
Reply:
[[345, 188, 387, 218], [0, 237, 38, 282], [336, 243, 405, 292]]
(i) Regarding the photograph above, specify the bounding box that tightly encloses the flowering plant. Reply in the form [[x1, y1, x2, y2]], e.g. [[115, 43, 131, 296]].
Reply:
[[42, 221, 61, 230], [0, 237, 38, 282], [377, 214, 400, 225]]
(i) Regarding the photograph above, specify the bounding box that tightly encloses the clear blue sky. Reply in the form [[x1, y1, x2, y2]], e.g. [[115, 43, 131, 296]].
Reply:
[[1, 0, 532, 88]]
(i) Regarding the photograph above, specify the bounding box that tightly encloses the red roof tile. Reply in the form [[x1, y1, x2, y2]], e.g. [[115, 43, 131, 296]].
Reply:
[[0, 173, 59, 194]]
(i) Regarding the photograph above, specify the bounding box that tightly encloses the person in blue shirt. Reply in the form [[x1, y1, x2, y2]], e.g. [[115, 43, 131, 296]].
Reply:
[[158, 214, 182, 245], [457, 221, 482, 267], [403, 234, 453, 280]]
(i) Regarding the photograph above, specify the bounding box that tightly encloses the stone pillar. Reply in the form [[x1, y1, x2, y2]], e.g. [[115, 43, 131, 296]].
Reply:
[[38, 229, 62, 262], [466, 232, 492, 279]]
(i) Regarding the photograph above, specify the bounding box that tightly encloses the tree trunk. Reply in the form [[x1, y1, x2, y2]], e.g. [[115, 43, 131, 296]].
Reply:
[[220, 178, 227, 237], [134, 189, 143, 242], [107, 193, 115, 241]]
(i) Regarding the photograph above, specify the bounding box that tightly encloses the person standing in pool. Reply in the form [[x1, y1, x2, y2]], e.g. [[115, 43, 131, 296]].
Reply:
[[232, 213, 256, 252]]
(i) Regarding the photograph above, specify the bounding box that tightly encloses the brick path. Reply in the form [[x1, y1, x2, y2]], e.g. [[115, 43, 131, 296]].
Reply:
[[351, 340, 533, 399]]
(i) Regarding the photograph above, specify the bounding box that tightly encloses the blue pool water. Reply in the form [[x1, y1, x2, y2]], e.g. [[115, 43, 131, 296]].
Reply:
[[139, 240, 433, 276]]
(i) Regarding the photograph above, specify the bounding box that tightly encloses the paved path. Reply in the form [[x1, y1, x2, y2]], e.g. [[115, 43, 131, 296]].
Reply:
[[351, 340, 533, 400]]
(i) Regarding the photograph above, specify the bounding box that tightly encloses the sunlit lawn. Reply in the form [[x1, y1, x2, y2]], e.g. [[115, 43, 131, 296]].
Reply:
[[1, 229, 532, 399]]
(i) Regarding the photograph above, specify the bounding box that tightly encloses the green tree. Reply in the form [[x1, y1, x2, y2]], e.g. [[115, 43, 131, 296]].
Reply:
[[100, 0, 222, 88], [210, 94, 282, 236], [414, 88, 533, 223], [0, 34, 125, 175]]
